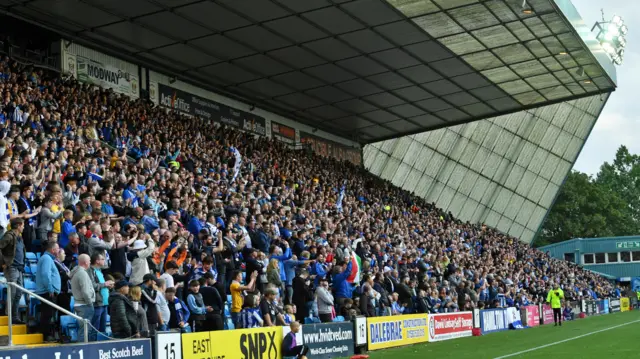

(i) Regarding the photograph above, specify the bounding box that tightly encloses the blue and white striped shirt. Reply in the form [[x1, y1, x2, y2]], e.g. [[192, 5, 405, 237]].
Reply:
[[239, 308, 263, 329]]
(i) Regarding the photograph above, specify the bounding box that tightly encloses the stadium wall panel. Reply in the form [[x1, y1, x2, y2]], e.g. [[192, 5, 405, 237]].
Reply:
[[364, 94, 609, 243]]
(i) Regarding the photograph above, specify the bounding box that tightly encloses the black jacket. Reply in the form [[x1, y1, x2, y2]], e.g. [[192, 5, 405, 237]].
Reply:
[[141, 285, 160, 325], [416, 297, 433, 313], [292, 276, 313, 319], [109, 292, 138, 338], [200, 285, 224, 313], [359, 293, 375, 317]]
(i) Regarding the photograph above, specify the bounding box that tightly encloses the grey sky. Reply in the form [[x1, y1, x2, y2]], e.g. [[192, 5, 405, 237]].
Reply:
[[571, 0, 639, 175]]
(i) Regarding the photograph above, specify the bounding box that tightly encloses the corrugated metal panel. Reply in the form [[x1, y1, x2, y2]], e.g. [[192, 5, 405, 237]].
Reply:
[[583, 263, 640, 278], [582, 239, 620, 253], [147, 70, 360, 149]]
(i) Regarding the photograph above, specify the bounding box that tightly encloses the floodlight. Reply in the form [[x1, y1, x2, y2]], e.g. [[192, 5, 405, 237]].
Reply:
[[592, 15, 628, 66], [620, 25, 628, 35]]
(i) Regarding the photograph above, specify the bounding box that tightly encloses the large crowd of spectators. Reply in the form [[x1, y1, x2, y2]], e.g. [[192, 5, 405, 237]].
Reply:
[[0, 54, 617, 343]]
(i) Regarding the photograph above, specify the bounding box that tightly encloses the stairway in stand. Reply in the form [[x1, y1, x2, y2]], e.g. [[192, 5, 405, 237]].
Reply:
[[0, 316, 43, 345]]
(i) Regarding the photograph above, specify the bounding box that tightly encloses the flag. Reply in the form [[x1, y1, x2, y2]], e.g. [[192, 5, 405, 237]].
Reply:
[[336, 183, 346, 213], [230, 146, 242, 183], [87, 172, 103, 182], [347, 252, 361, 284]]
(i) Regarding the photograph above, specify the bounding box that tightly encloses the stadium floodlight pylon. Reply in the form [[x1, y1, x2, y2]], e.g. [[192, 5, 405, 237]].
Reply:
[[592, 14, 628, 65]]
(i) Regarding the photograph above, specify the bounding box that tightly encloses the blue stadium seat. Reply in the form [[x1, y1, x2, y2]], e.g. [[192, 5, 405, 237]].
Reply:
[[69, 296, 75, 308], [333, 316, 345, 322], [24, 265, 32, 275], [226, 294, 232, 303], [29, 297, 40, 317], [225, 318, 235, 330], [304, 317, 320, 324], [224, 304, 230, 317], [23, 279, 36, 291], [26, 252, 37, 264], [60, 315, 78, 342]]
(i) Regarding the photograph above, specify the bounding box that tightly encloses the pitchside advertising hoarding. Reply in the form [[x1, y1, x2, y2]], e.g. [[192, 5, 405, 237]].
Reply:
[[0, 339, 151, 359], [158, 84, 266, 137], [621, 297, 630, 312], [522, 305, 540, 327], [480, 309, 508, 334], [427, 312, 473, 342], [179, 322, 353, 359], [182, 326, 282, 359], [367, 313, 428, 350], [541, 305, 554, 324], [301, 322, 354, 359], [611, 299, 621, 312]]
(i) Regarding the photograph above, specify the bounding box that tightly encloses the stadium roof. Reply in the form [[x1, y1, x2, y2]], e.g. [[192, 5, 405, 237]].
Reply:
[[2, 0, 617, 144]]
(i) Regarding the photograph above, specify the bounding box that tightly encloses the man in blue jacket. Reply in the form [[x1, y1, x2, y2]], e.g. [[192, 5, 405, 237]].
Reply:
[[284, 254, 314, 305], [332, 259, 353, 312], [35, 241, 62, 342], [270, 241, 292, 283]]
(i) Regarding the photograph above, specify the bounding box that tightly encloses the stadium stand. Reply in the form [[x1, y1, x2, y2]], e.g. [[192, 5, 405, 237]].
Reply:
[[0, 43, 616, 345]]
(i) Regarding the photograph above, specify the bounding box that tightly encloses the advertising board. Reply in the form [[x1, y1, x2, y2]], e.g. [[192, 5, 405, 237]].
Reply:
[[621, 297, 630, 312], [158, 84, 266, 136], [611, 299, 621, 312], [479, 309, 507, 334], [300, 131, 361, 166], [522, 305, 540, 327], [427, 312, 473, 342], [76, 55, 139, 98], [0, 339, 151, 359], [272, 121, 296, 144], [542, 305, 554, 324], [301, 322, 354, 359], [366, 313, 428, 350]]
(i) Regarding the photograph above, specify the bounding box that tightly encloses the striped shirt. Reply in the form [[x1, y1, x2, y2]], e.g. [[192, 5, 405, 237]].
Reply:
[[239, 308, 263, 329]]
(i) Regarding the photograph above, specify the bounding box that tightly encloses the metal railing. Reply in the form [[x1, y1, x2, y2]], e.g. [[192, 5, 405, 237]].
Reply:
[[3, 280, 88, 346]]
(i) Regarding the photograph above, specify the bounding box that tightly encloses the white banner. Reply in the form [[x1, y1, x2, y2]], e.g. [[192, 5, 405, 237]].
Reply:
[[506, 307, 523, 329], [149, 81, 158, 104], [63, 52, 77, 77], [76, 55, 139, 98]]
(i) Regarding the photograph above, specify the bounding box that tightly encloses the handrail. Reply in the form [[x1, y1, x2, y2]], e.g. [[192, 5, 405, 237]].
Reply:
[[1, 278, 88, 345]]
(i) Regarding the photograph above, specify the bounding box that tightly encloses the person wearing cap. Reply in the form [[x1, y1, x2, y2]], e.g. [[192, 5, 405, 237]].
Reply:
[[69, 254, 96, 342], [140, 273, 161, 336], [128, 236, 156, 286], [109, 280, 140, 338]]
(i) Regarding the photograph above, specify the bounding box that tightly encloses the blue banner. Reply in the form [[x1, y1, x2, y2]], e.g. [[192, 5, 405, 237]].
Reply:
[[480, 309, 508, 334], [0, 339, 151, 359]]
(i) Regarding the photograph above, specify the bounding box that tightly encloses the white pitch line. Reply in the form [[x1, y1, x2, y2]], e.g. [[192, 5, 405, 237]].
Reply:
[[493, 319, 640, 359]]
